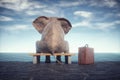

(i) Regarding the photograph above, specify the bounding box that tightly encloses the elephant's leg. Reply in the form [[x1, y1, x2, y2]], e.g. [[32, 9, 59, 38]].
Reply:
[[63, 41, 69, 53], [56, 56, 61, 63], [55, 41, 69, 63], [36, 41, 51, 63], [45, 56, 51, 63], [63, 41, 70, 64], [36, 41, 42, 63]]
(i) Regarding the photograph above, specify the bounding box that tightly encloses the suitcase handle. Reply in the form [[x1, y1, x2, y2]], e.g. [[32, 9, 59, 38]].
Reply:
[[85, 44, 88, 47]]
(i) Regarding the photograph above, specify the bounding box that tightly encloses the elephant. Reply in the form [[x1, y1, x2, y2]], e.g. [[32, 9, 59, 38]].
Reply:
[[32, 16, 72, 63]]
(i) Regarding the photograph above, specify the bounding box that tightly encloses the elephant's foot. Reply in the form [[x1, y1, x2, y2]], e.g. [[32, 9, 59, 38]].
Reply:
[[36, 56, 40, 63], [56, 56, 62, 63], [45, 56, 51, 63]]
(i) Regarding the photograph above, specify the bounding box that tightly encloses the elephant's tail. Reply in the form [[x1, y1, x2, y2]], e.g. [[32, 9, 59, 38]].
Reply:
[[53, 56, 63, 64], [51, 51, 63, 64]]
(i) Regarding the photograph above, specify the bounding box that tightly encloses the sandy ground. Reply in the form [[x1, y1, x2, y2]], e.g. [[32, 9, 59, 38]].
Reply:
[[0, 61, 120, 80]]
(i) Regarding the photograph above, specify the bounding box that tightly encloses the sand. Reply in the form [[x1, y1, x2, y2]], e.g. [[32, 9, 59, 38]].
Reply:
[[0, 61, 120, 80]]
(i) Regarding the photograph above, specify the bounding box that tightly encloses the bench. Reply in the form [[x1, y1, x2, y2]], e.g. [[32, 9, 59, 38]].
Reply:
[[30, 53, 75, 64]]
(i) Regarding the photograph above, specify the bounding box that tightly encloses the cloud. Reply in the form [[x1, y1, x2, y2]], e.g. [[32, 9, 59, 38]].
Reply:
[[57, 0, 119, 8], [0, 0, 46, 11], [0, 0, 18, 3], [25, 8, 62, 17], [89, 0, 118, 8], [25, 10, 41, 16], [73, 21, 91, 27], [74, 11, 92, 18], [43, 9, 55, 14], [0, 0, 27, 11], [95, 22, 115, 30], [103, 0, 117, 8], [58, 1, 81, 7], [114, 20, 120, 24], [117, 13, 120, 17], [0, 25, 32, 31], [0, 16, 14, 21], [73, 20, 120, 31]]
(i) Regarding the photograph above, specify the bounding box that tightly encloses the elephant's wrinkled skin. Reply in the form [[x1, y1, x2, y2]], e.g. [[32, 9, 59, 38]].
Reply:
[[33, 16, 72, 63]]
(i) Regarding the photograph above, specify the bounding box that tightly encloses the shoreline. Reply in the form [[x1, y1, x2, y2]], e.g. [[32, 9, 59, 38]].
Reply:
[[0, 61, 120, 80]]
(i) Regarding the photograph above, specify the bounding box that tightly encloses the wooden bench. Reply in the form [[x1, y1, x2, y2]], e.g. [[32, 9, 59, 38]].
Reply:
[[30, 53, 75, 64]]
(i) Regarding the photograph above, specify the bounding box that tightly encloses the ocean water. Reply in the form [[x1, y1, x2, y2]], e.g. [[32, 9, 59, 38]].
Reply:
[[0, 53, 120, 62]]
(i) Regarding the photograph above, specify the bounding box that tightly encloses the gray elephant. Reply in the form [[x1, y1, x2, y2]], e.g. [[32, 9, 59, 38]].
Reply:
[[32, 16, 72, 63]]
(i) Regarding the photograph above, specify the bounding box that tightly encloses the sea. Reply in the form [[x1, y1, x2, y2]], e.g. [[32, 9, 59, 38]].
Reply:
[[0, 53, 120, 62]]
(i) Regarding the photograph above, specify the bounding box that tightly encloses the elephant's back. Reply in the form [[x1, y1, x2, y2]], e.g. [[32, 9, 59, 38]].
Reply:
[[41, 38, 65, 53]]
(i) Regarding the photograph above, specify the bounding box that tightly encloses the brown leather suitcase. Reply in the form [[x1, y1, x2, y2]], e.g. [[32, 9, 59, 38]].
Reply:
[[78, 44, 94, 64]]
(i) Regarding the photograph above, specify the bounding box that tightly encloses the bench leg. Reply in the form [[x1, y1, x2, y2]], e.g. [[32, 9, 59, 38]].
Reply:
[[65, 56, 71, 64], [33, 56, 40, 64]]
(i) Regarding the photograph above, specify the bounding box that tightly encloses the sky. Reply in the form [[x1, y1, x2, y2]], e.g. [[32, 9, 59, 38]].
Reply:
[[0, 0, 120, 53]]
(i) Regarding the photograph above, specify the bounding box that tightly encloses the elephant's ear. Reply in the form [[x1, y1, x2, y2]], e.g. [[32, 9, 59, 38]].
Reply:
[[32, 16, 48, 33], [58, 18, 72, 34]]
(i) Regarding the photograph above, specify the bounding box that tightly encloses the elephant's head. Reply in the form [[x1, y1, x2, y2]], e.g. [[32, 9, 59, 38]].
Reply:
[[32, 16, 72, 53], [33, 16, 72, 34]]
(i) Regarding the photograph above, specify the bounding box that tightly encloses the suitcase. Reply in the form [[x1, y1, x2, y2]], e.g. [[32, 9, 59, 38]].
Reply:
[[78, 44, 94, 64]]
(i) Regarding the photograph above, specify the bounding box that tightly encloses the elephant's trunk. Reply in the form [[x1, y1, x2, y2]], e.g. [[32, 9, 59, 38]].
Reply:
[[41, 21, 65, 52]]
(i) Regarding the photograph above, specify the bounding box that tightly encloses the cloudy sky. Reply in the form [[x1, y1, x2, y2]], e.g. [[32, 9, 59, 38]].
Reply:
[[0, 0, 120, 53]]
